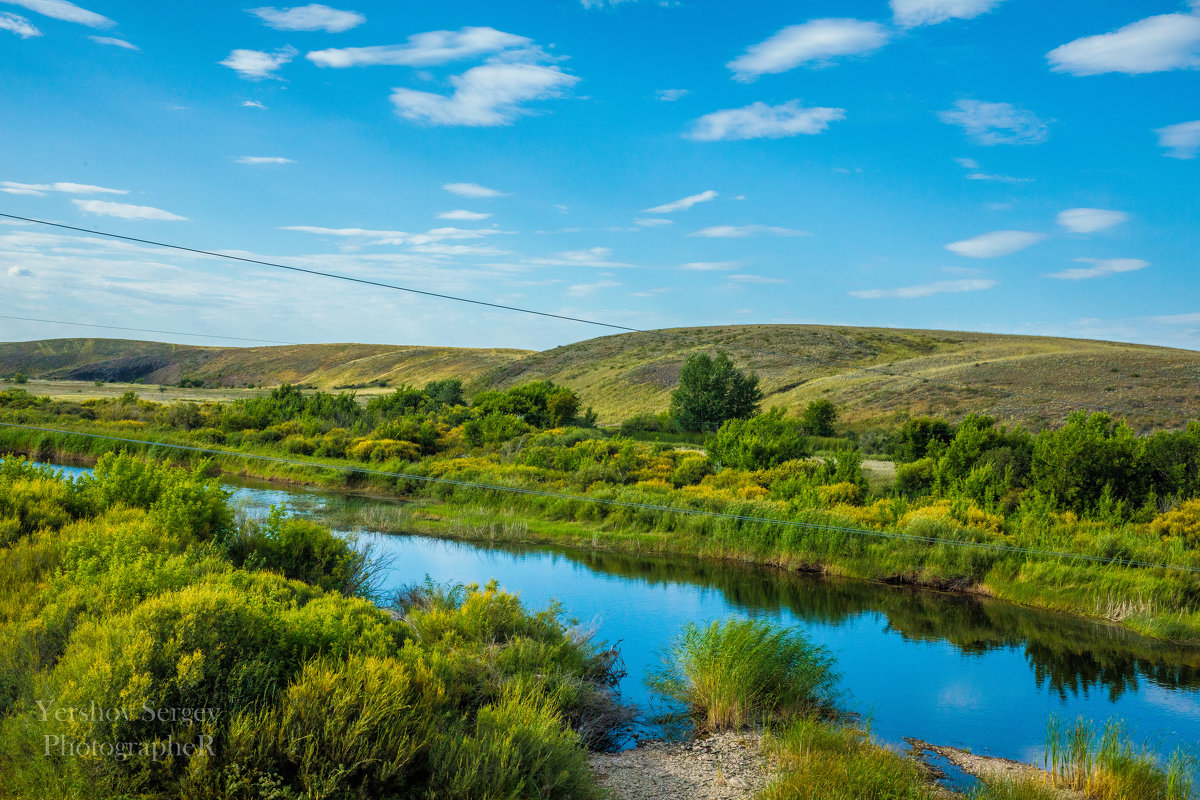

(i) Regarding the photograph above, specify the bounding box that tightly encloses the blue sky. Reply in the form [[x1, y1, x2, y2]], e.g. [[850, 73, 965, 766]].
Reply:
[[0, 0, 1197, 352]]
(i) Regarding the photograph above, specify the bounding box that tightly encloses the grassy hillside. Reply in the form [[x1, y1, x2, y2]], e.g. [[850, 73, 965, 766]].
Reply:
[[477, 325, 1200, 430], [3, 326, 1199, 430]]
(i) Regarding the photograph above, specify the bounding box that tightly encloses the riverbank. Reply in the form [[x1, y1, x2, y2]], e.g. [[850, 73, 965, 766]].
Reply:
[[3, 422, 1199, 645]]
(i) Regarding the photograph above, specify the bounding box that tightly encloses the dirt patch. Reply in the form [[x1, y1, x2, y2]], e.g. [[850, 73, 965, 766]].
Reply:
[[590, 732, 770, 800]]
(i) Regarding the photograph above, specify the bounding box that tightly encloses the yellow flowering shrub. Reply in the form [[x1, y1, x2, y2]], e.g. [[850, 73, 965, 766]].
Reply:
[[1150, 499, 1200, 547]]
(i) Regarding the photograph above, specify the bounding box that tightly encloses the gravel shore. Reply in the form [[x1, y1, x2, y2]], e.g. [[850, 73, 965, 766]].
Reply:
[[589, 732, 770, 800]]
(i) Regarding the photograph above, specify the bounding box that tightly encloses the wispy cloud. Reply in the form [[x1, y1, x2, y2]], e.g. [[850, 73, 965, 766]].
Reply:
[[1, 181, 127, 196], [89, 35, 137, 49], [0, 12, 39, 37], [1047, 12, 1200, 75], [7, 265, 32, 277], [566, 279, 620, 297], [1156, 120, 1200, 159], [390, 62, 579, 126], [529, 247, 634, 268], [656, 88, 688, 101], [444, 182, 508, 198], [437, 209, 491, 221], [235, 156, 295, 165], [72, 199, 187, 221], [241, 100, 268, 109], [851, 278, 997, 298], [220, 46, 298, 80], [643, 190, 716, 213], [945, 229, 1045, 257], [250, 4, 365, 33], [939, 99, 1048, 145], [1057, 208, 1127, 233], [4, 0, 112, 28], [690, 225, 809, 238], [307, 26, 529, 68], [728, 19, 890, 81], [955, 157, 979, 169], [281, 225, 504, 247], [687, 101, 845, 141], [1044, 257, 1149, 280], [633, 218, 673, 227], [966, 172, 1033, 183], [891, 0, 1005, 27], [681, 260, 743, 271], [728, 273, 786, 284]]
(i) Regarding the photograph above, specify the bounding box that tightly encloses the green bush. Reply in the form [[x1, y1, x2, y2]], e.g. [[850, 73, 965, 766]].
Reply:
[[708, 409, 808, 471], [648, 617, 840, 731]]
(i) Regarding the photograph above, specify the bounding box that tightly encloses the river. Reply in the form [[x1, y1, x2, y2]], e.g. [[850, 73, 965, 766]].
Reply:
[[45, 462, 1200, 773]]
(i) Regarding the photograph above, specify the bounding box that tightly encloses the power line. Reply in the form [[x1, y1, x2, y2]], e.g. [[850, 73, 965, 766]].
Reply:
[[0, 314, 298, 346], [0, 213, 638, 334], [3, 212, 1194, 426], [3, 421, 1198, 575]]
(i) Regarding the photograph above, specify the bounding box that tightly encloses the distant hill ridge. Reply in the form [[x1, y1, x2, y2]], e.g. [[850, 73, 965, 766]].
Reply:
[[2, 326, 1197, 430]]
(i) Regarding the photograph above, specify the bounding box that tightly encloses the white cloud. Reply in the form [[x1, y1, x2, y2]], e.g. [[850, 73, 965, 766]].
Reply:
[[656, 88, 688, 101], [851, 278, 997, 299], [3, 0, 112, 28], [1044, 258, 1149, 280], [307, 26, 529, 68], [1047, 13, 1200, 76], [89, 35, 136, 49], [437, 209, 491, 221], [235, 156, 296, 165], [1156, 120, 1200, 159], [687, 101, 845, 141], [681, 260, 743, 271], [0, 12, 39, 37], [1, 181, 126, 196], [7, 265, 31, 277], [1057, 208, 1128, 234], [966, 172, 1033, 183], [728, 19, 889, 81], [643, 190, 717, 213], [219, 46, 298, 80], [390, 62, 578, 126], [891, 0, 1004, 28], [529, 247, 634, 268], [250, 4, 365, 33], [566, 279, 620, 297], [281, 224, 504, 247], [945, 229, 1045, 257], [444, 182, 507, 198], [728, 273, 786, 284], [72, 199, 187, 221], [242, 100, 268, 109], [690, 225, 809, 238], [955, 157, 979, 169], [939, 100, 1048, 145], [634, 217, 673, 227]]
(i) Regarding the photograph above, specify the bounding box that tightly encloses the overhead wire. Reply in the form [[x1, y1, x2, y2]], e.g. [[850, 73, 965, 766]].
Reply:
[[0, 314, 299, 346]]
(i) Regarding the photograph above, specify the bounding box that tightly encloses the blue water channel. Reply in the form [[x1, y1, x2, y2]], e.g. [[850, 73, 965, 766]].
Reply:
[[46, 462, 1200, 770]]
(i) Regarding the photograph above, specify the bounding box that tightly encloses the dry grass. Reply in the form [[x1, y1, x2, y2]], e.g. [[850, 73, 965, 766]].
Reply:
[[4, 325, 1199, 429]]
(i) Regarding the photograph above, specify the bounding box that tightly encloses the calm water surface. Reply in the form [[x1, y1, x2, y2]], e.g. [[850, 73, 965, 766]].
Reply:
[[48, 462, 1200, 767]]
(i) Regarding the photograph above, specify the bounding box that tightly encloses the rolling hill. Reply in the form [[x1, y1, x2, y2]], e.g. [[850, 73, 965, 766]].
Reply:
[[2, 326, 1198, 430]]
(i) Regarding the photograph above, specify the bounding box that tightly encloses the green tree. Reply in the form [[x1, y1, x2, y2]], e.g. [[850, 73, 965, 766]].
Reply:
[[11, 373, 26, 384], [801, 399, 838, 436], [1030, 411, 1146, 514], [669, 352, 762, 433], [424, 378, 465, 407], [707, 409, 807, 470]]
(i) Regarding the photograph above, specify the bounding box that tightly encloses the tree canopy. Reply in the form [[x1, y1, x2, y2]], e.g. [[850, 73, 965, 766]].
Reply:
[[669, 352, 762, 433]]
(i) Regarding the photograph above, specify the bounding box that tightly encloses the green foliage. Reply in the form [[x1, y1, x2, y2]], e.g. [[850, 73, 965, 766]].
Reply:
[[1031, 412, 1146, 515], [472, 381, 584, 428], [708, 409, 808, 471], [801, 399, 838, 436], [424, 378, 465, 408], [1045, 716, 1195, 800], [891, 417, 955, 463], [648, 617, 840, 731], [225, 506, 370, 596], [669, 351, 762, 433], [671, 455, 711, 487], [12, 372, 27, 384]]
